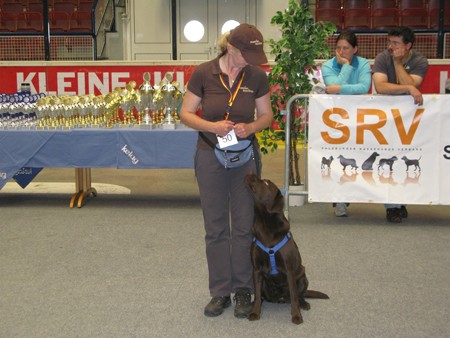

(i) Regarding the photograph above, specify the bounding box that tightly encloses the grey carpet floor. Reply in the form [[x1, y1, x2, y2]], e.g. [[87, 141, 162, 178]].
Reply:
[[1, 154, 449, 337]]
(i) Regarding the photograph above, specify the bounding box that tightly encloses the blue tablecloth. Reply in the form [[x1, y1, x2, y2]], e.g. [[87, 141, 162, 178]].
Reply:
[[0, 127, 198, 190]]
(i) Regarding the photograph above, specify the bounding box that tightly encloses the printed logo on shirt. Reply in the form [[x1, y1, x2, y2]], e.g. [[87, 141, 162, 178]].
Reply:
[[241, 86, 254, 94]]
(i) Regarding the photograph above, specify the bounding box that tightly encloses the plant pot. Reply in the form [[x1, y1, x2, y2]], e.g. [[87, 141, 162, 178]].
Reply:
[[288, 184, 306, 206]]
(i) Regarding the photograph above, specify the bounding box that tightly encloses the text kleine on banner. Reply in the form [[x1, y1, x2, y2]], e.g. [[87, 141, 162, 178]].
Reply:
[[308, 94, 450, 205]]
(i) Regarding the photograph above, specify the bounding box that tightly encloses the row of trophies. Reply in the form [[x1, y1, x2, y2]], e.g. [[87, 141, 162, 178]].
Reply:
[[0, 92, 44, 129], [0, 73, 185, 130]]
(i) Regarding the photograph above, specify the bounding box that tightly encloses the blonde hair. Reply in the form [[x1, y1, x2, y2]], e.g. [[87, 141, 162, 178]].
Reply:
[[217, 31, 230, 57]]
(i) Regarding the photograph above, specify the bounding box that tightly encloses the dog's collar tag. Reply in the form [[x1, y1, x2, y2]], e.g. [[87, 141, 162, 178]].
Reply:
[[253, 232, 292, 275]]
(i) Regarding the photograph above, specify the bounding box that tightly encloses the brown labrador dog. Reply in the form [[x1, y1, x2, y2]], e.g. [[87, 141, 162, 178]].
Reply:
[[245, 173, 329, 325]]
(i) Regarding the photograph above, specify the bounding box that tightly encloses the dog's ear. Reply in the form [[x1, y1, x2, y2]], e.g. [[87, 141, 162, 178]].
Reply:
[[269, 188, 284, 213]]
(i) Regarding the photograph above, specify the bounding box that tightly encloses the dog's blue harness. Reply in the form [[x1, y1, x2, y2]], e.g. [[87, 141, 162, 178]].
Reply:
[[253, 232, 292, 275]]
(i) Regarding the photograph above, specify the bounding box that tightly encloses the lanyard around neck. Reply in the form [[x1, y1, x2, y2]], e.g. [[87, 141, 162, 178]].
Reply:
[[219, 71, 245, 120]]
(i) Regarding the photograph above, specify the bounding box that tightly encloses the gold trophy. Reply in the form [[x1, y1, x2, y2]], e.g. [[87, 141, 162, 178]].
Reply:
[[79, 94, 95, 127], [119, 81, 138, 127], [152, 86, 164, 125], [61, 96, 74, 129], [160, 73, 182, 130], [48, 96, 61, 130], [36, 96, 51, 130], [91, 95, 106, 128], [76, 95, 88, 128], [104, 88, 122, 127]]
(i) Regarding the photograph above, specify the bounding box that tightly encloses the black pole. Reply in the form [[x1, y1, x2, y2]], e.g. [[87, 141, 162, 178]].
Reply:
[[172, 0, 177, 60], [436, 0, 444, 58], [43, 0, 50, 60]]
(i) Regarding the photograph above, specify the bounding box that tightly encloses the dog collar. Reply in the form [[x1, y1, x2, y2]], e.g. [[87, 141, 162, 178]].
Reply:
[[253, 232, 292, 275]]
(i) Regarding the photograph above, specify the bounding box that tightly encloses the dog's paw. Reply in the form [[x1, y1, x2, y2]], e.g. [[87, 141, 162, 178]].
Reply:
[[248, 313, 260, 321], [299, 299, 311, 310], [292, 315, 303, 325]]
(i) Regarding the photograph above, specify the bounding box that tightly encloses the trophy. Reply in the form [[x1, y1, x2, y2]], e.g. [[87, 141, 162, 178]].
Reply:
[[91, 95, 106, 128], [36, 96, 50, 129], [136, 72, 155, 129], [104, 87, 122, 127], [21, 101, 37, 129], [152, 87, 165, 125], [78, 94, 95, 127], [159, 73, 182, 130], [61, 96, 74, 129], [48, 96, 61, 129], [119, 81, 138, 127]]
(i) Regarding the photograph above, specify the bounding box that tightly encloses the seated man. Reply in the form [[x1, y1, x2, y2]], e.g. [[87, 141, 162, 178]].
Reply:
[[372, 26, 429, 223]]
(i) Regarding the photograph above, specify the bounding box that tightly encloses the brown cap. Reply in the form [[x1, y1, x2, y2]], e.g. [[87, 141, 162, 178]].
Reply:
[[228, 23, 268, 65]]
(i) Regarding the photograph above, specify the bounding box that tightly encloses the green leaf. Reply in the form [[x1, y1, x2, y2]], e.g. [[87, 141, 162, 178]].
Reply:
[[266, 0, 335, 184]]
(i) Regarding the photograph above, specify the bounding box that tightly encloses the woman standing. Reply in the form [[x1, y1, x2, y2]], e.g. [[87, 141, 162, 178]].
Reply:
[[322, 31, 371, 216], [180, 23, 273, 318]]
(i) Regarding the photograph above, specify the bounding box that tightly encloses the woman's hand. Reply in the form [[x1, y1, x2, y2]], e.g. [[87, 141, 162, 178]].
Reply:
[[326, 84, 342, 94], [335, 51, 350, 65], [233, 122, 254, 138], [215, 120, 236, 137]]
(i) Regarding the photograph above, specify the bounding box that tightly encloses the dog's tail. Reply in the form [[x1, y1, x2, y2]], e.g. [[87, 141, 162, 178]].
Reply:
[[305, 290, 329, 299]]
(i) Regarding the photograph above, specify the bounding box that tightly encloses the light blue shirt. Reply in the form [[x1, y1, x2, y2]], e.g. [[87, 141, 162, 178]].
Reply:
[[322, 56, 371, 95]]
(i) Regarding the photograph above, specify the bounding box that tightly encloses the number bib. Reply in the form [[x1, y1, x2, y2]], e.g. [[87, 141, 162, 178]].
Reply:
[[216, 129, 238, 149]]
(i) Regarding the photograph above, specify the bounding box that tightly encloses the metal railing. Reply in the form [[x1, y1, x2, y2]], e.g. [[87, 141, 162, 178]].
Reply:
[[283, 94, 310, 218], [94, 0, 115, 59]]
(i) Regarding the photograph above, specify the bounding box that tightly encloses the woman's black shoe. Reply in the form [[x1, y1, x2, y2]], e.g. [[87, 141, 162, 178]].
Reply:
[[400, 205, 408, 218], [386, 208, 402, 223], [233, 288, 252, 318], [204, 296, 231, 317]]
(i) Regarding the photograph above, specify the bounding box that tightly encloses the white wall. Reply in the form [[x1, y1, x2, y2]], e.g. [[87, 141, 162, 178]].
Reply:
[[106, 0, 289, 61]]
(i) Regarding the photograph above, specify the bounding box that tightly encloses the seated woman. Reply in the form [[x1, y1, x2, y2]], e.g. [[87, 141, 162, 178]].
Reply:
[[321, 31, 371, 216]]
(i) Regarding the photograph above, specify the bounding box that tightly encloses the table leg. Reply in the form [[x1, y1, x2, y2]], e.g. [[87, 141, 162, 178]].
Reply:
[[77, 168, 97, 208], [70, 168, 97, 208], [69, 168, 83, 207]]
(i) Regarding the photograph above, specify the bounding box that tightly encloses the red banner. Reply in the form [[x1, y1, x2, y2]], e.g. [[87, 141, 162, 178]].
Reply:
[[0, 64, 200, 96], [0, 62, 447, 95]]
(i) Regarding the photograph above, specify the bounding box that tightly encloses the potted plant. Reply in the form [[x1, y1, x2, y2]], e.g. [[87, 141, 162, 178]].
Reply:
[[260, 0, 336, 189]]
